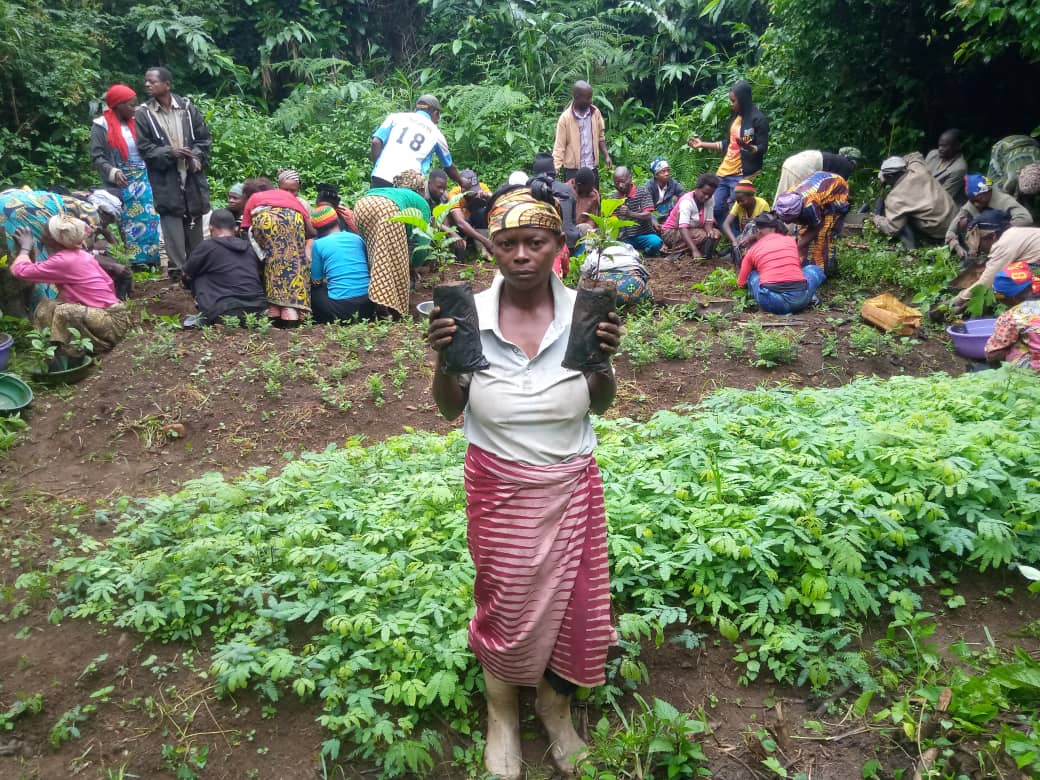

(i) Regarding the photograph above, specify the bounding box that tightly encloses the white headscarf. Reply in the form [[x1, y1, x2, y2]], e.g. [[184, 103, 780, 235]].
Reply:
[[88, 189, 122, 218], [47, 215, 90, 249]]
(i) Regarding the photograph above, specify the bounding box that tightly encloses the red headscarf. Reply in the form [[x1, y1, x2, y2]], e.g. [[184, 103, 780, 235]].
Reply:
[[103, 84, 137, 163]]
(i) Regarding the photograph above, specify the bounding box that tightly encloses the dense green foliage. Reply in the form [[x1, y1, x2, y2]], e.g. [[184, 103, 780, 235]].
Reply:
[[2, 0, 1038, 190], [49, 370, 1040, 775]]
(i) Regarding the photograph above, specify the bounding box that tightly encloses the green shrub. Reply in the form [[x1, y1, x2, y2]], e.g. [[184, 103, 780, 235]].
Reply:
[[51, 370, 1040, 775], [750, 328, 800, 368]]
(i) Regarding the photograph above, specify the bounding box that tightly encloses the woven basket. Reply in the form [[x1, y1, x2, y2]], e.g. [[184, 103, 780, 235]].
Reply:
[[860, 293, 921, 336]]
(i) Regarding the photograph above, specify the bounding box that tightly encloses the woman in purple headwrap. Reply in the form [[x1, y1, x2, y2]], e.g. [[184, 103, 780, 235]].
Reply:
[[773, 171, 849, 271]]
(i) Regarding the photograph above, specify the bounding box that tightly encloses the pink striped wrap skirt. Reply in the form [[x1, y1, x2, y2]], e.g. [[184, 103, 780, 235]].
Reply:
[[464, 444, 617, 688]]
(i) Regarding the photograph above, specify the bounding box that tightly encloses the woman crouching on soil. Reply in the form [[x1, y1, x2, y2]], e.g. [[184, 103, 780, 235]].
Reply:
[[10, 217, 131, 352], [426, 179, 621, 778]]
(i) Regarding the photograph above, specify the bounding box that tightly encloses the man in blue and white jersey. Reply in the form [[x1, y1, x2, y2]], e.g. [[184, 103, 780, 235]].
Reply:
[[370, 95, 465, 189]]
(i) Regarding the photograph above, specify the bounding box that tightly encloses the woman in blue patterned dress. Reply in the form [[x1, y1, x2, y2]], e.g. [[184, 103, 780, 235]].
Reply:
[[89, 84, 161, 268]]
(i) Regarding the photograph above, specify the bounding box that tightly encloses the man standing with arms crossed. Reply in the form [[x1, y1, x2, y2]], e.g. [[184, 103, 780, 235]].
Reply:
[[136, 66, 212, 279], [370, 95, 465, 190], [553, 81, 613, 183]]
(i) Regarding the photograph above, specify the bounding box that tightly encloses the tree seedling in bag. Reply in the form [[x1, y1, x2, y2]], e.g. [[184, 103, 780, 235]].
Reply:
[[562, 198, 629, 372], [433, 281, 489, 374]]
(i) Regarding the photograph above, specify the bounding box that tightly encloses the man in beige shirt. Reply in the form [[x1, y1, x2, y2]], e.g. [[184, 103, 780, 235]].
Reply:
[[552, 81, 612, 183], [873, 153, 957, 248]]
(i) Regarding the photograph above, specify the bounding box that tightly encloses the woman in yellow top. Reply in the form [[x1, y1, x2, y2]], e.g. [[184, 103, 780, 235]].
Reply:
[[721, 179, 770, 264], [688, 79, 770, 225]]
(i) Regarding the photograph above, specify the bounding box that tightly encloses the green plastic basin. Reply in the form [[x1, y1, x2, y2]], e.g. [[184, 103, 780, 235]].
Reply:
[[0, 373, 33, 415]]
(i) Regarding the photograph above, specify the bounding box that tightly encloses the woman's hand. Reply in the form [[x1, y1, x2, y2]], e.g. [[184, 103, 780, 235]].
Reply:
[[586, 312, 621, 413], [595, 311, 622, 355], [426, 306, 457, 352], [113, 171, 129, 188], [687, 136, 704, 150], [427, 305, 468, 420], [13, 227, 34, 253]]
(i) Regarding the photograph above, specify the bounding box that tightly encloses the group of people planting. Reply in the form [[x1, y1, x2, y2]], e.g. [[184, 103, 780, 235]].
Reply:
[[4, 67, 1040, 779]]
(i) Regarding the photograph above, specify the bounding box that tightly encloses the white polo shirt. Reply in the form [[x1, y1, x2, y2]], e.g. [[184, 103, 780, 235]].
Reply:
[[371, 110, 453, 182], [460, 273, 598, 466]]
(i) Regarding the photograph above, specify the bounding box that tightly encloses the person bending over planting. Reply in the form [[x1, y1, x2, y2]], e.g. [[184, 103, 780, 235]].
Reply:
[[11, 216, 131, 352], [446, 168, 494, 259], [773, 171, 849, 272], [182, 208, 267, 325], [426, 179, 621, 779], [872, 153, 957, 250], [737, 212, 824, 315], [951, 224, 1040, 314], [721, 178, 769, 263], [946, 174, 1033, 262]]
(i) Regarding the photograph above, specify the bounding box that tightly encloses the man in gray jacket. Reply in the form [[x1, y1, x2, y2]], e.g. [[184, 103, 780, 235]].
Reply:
[[135, 66, 212, 277]]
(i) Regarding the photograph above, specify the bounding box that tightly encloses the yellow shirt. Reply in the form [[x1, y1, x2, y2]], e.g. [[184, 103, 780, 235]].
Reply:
[[729, 196, 770, 227], [716, 116, 743, 177], [448, 182, 492, 219]]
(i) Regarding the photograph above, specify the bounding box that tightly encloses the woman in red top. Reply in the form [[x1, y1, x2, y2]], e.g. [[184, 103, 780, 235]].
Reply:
[[240, 177, 316, 322], [737, 212, 825, 314]]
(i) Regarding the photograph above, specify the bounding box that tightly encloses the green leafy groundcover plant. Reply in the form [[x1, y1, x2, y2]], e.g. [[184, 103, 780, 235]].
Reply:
[[52, 370, 1040, 775]]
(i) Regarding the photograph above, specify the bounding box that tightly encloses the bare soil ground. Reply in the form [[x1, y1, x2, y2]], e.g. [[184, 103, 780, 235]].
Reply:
[[2, 252, 1033, 779]]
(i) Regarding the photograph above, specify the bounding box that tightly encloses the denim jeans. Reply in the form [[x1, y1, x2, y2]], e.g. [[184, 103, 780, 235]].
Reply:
[[747, 264, 826, 314], [713, 174, 743, 226], [623, 232, 663, 256]]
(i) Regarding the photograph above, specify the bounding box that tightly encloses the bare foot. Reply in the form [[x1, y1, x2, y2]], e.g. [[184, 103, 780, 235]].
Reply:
[[535, 679, 587, 776], [484, 672, 522, 779]]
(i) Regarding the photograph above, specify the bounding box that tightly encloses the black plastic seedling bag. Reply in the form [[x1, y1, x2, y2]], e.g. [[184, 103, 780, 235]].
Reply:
[[434, 281, 490, 374], [562, 278, 616, 373]]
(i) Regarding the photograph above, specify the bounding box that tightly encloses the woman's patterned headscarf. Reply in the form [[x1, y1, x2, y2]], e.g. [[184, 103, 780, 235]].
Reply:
[[393, 169, 426, 194], [650, 157, 670, 174], [487, 187, 563, 237], [278, 169, 301, 185]]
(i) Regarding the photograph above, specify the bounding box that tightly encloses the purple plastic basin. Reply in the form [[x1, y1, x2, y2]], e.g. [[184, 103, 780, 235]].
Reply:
[[0, 333, 12, 371], [946, 318, 997, 360]]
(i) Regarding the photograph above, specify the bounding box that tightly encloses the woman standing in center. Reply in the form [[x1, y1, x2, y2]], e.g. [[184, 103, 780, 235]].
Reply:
[[427, 180, 621, 779]]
